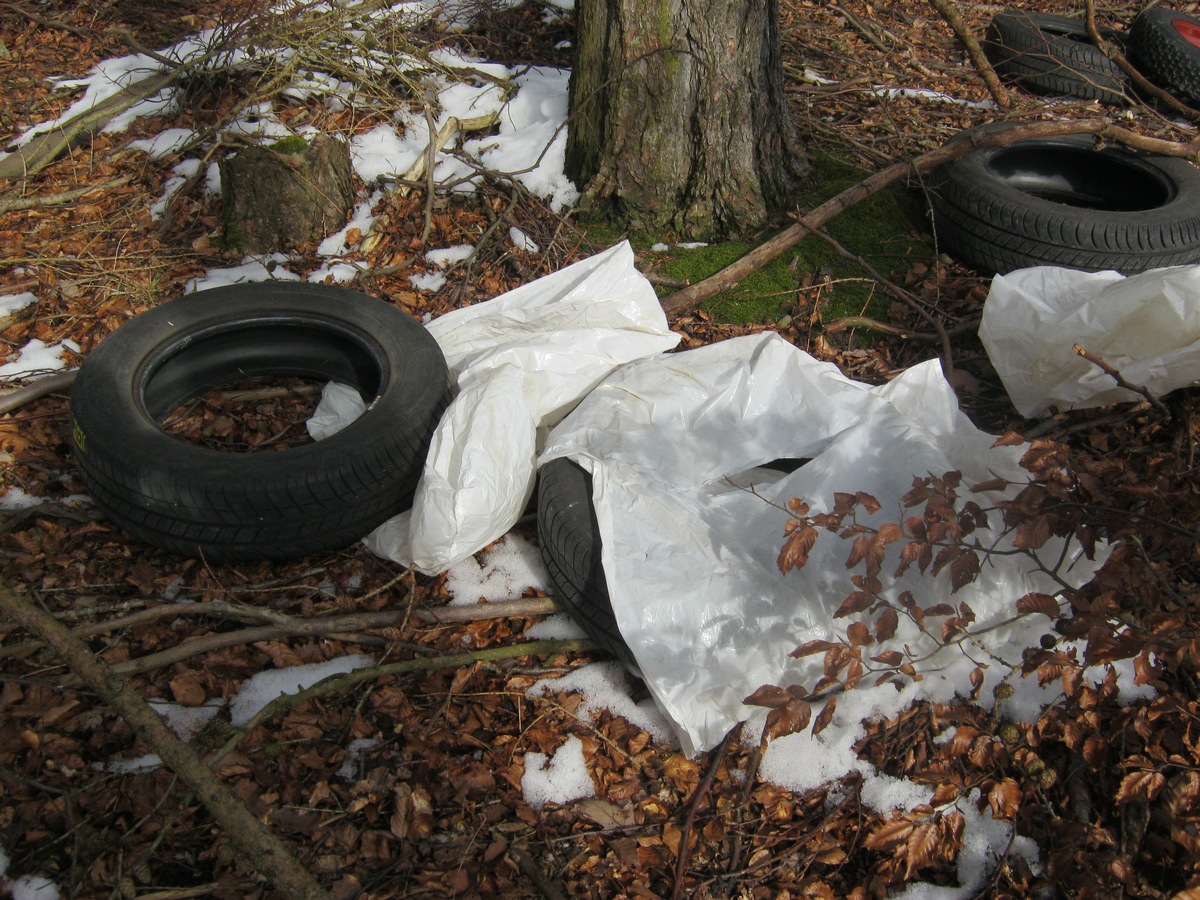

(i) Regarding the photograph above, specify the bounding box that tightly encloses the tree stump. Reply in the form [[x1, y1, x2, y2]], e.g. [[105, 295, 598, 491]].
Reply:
[[219, 134, 354, 253]]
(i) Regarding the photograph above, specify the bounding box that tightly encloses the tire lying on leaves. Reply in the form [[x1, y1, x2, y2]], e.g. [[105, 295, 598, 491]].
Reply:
[[1129, 7, 1200, 102], [929, 131, 1200, 274], [70, 282, 450, 561], [537, 458, 638, 672], [982, 10, 1128, 104]]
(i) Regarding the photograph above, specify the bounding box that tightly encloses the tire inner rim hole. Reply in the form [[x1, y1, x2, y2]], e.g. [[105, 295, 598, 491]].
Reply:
[[141, 321, 385, 451], [160, 375, 328, 453], [987, 146, 1173, 211]]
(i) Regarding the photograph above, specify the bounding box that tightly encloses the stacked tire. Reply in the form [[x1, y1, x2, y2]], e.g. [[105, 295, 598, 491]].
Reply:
[[982, 10, 1128, 104], [1129, 6, 1200, 102]]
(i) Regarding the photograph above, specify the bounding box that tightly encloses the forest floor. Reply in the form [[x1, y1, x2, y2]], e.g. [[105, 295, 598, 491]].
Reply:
[[1, 0, 1199, 897]]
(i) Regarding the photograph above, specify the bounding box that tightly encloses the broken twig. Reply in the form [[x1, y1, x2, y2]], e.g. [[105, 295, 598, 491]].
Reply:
[[1073, 343, 1172, 418]]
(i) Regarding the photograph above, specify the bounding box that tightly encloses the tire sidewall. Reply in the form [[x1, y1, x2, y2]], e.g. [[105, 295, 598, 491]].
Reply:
[[943, 134, 1200, 231], [71, 281, 447, 518]]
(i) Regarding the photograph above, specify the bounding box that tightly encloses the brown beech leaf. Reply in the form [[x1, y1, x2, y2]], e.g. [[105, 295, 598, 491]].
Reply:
[[1013, 515, 1052, 550], [949, 550, 980, 593], [778, 524, 818, 574], [871, 649, 904, 667], [787, 497, 810, 516], [856, 491, 882, 515], [905, 822, 939, 879], [812, 696, 838, 736], [874, 607, 899, 642], [790, 639, 839, 659], [764, 699, 812, 741], [1116, 770, 1166, 804], [863, 818, 913, 852], [744, 684, 792, 709], [834, 591, 875, 618], [846, 622, 871, 647], [1016, 592, 1061, 618], [988, 777, 1022, 819]]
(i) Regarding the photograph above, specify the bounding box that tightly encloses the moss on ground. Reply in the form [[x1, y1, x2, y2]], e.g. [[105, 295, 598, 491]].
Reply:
[[639, 150, 933, 326]]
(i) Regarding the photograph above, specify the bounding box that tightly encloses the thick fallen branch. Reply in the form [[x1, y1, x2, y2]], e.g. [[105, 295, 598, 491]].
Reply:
[[660, 120, 1200, 317], [102, 598, 562, 677], [0, 369, 78, 415], [0, 73, 174, 181], [0, 577, 329, 900], [928, 0, 1012, 109]]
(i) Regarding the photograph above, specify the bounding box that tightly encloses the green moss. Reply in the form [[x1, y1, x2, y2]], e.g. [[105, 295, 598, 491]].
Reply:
[[270, 135, 310, 155], [638, 150, 933, 328]]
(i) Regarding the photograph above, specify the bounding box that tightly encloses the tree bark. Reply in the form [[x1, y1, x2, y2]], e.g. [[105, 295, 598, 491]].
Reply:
[[567, 0, 807, 239], [220, 134, 354, 253]]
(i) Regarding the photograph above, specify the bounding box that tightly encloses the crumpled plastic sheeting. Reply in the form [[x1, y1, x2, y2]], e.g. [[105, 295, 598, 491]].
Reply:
[[364, 241, 680, 573], [980, 265, 1200, 418], [541, 333, 1107, 755]]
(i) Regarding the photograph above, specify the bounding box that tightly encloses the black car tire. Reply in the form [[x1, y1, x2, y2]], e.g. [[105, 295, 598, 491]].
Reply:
[[536, 457, 638, 672], [929, 131, 1200, 274], [982, 10, 1128, 104], [1129, 7, 1200, 102], [70, 282, 450, 560]]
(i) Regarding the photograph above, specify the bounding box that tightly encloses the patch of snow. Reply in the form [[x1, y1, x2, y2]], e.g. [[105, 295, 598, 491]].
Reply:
[[318, 190, 384, 256], [185, 256, 301, 292], [98, 753, 163, 775], [149, 158, 202, 220], [351, 124, 423, 184], [463, 67, 578, 211], [0, 339, 79, 380], [0, 487, 40, 510], [128, 128, 197, 158], [8, 874, 61, 900], [524, 614, 587, 641], [425, 245, 474, 269], [308, 262, 363, 284], [522, 734, 594, 809], [444, 533, 547, 605], [337, 738, 381, 780], [527, 661, 675, 746], [229, 654, 375, 727], [148, 700, 224, 741], [0, 293, 38, 317], [409, 271, 447, 292], [509, 226, 539, 253]]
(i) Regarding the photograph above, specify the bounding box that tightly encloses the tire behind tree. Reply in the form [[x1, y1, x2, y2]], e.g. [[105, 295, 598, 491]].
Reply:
[[1129, 7, 1200, 102], [537, 458, 638, 672], [929, 131, 1200, 274], [70, 282, 451, 561], [982, 10, 1128, 104]]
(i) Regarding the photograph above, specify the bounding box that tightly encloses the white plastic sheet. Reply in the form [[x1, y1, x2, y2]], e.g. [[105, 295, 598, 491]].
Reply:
[[541, 333, 1106, 755], [980, 265, 1200, 418], [364, 241, 680, 572]]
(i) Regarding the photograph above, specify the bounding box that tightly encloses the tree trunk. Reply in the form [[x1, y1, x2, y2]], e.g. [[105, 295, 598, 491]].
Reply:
[[220, 134, 354, 253], [566, 0, 807, 240]]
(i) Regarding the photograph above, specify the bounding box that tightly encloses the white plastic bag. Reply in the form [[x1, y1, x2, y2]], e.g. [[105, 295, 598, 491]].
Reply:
[[364, 241, 680, 573], [541, 333, 1106, 755], [980, 264, 1200, 418]]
